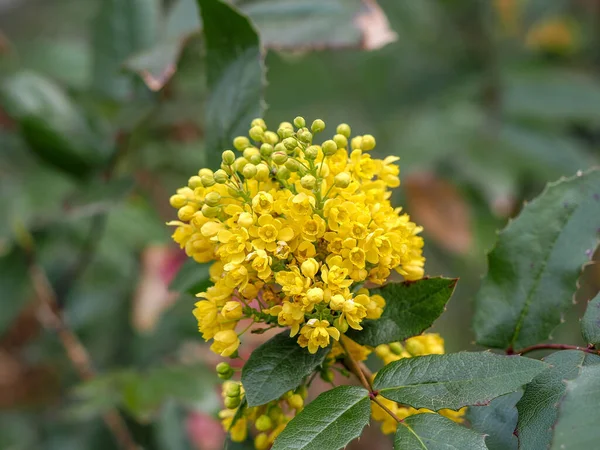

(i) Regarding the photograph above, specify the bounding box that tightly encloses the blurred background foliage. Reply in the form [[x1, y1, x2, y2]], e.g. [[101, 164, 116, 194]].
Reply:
[[0, 0, 599, 449]]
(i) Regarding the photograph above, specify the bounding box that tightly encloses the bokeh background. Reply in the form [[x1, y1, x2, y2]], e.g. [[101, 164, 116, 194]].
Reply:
[[1, 0, 599, 449]]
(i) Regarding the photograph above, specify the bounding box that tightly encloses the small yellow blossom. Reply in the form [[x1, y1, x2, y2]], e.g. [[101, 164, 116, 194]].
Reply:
[[297, 319, 340, 353], [210, 330, 240, 357]]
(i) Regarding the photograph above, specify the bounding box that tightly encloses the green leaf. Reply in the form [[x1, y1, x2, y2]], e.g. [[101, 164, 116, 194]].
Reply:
[[91, 0, 160, 99], [551, 364, 600, 450], [347, 277, 457, 347], [466, 391, 521, 450], [394, 413, 487, 450], [198, 0, 265, 170], [474, 169, 600, 350], [581, 293, 600, 347], [155, 400, 193, 450], [0, 248, 32, 337], [1, 72, 110, 177], [272, 386, 370, 450], [516, 350, 600, 450], [373, 352, 547, 411], [169, 259, 211, 295], [242, 331, 330, 407]]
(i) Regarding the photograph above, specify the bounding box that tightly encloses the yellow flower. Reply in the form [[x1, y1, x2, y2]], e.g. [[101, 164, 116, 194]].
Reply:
[[300, 258, 320, 279], [274, 301, 305, 336], [405, 334, 445, 356], [300, 214, 327, 241], [287, 192, 315, 219], [275, 267, 309, 297], [217, 228, 251, 265], [248, 249, 272, 280], [252, 192, 274, 215], [250, 215, 294, 251], [210, 330, 240, 357], [297, 319, 340, 353], [221, 301, 243, 321]]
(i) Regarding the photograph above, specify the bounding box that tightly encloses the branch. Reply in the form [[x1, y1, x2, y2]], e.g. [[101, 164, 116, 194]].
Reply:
[[27, 250, 138, 450], [515, 343, 599, 356], [338, 337, 403, 423]]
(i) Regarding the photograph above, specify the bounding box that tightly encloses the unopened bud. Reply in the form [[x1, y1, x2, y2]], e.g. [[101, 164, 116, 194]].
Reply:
[[243, 164, 257, 179], [351, 136, 362, 150], [222, 150, 236, 165], [284, 159, 300, 172], [389, 342, 404, 355], [263, 131, 279, 145], [255, 433, 269, 450], [201, 204, 219, 218], [169, 194, 187, 208], [276, 167, 291, 180], [311, 119, 325, 133], [249, 154, 262, 165], [188, 175, 203, 189], [251, 118, 267, 130], [271, 152, 288, 165], [333, 134, 348, 149], [336, 123, 351, 138], [334, 172, 351, 188], [322, 140, 337, 155], [300, 174, 316, 190], [283, 137, 297, 150], [224, 395, 241, 409], [304, 145, 319, 160], [200, 174, 215, 187], [204, 191, 221, 207], [255, 415, 273, 431], [249, 126, 265, 141], [234, 157, 248, 172], [293, 116, 306, 128], [178, 205, 196, 221], [255, 164, 270, 181], [224, 382, 241, 398], [233, 136, 250, 151], [260, 143, 274, 157], [214, 169, 228, 184], [297, 128, 312, 143], [216, 362, 233, 380], [295, 385, 308, 400], [361, 134, 376, 150], [334, 317, 349, 333], [287, 394, 304, 410]]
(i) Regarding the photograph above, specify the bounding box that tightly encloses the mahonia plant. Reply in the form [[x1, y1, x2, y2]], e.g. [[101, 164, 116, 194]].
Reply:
[[167, 117, 574, 450]]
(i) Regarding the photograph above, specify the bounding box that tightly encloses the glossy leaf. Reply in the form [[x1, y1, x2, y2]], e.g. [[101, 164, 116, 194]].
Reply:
[[1, 72, 110, 177], [198, 0, 264, 170], [347, 277, 456, 347], [474, 169, 600, 350], [272, 386, 370, 450], [466, 391, 521, 450], [91, 0, 160, 98], [581, 293, 600, 347], [551, 364, 600, 449], [242, 331, 330, 407], [517, 350, 600, 450], [394, 413, 487, 450], [373, 352, 547, 411]]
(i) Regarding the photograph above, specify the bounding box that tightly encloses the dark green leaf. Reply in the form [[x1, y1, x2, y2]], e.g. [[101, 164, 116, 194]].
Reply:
[[517, 350, 600, 450], [1, 72, 110, 177], [373, 352, 547, 411], [474, 169, 600, 350], [169, 259, 211, 295], [347, 277, 456, 347], [198, 0, 265, 170], [272, 386, 370, 450], [0, 248, 32, 337], [242, 331, 330, 407], [581, 293, 600, 347], [91, 0, 160, 98], [394, 413, 487, 450], [551, 364, 600, 449], [467, 391, 521, 450]]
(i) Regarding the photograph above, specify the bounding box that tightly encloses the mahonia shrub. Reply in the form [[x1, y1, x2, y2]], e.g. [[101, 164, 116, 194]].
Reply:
[[168, 117, 600, 450]]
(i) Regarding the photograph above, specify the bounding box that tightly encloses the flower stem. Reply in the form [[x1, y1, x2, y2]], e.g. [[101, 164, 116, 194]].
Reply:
[[514, 343, 599, 356]]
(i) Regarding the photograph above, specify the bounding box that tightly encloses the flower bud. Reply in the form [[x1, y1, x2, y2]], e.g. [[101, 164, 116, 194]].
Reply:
[[224, 395, 241, 409], [389, 342, 404, 355], [255, 415, 273, 432], [169, 194, 187, 208], [178, 205, 196, 221], [254, 433, 269, 450], [188, 175, 203, 189], [322, 140, 337, 155], [306, 287, 324, 304], [311, 119, 325, 133], [334, 172, 351, 188], [301, 258, 319, 278], [336, 123, 351, 138], [201, 204, 219, 218], [361, 134, 376, 150], [214, 169, 229, 184], [284, 159, 300, 172], [334, 316, 349, 333], [297, 128, 312, 143], [224, 381, 241, 398], [238, 212, 254, 228], [351, 136, 362, 150], [333, 133, 348, 149], [268, 406, 284, 422], [255, 163, 270, 181], [222, 150, 236, 165], [271, 152, 288, 165], [304, 145, 319, 160], [295, 385, 308, 399], [200, 174, 215, 187], [234, 157, 248, 172], [274, 142, 287, 153], [216, 362, 234, 380], [199, 168, 214, 177], [249, 154, 262, 165], [276, 167, 291, 180], [263, 131, 279, 145], [320, 369, 335, 383], [293, 116, 306, 128], [249, 125, 265, 141], [221, 301, 243, 320], [260, 143, 274, 157], [243, 146, 260, 160], [300, 174, 316, 190], [205, 191, 221, 207], [243, 164, 257, 179], [233, 136, 250, 151], [282, 137, 297, 150], [278, 123, 294, 138], [287, 394, 304, 410], [251, 118, 267, 129], [329, 294, 345, 310]]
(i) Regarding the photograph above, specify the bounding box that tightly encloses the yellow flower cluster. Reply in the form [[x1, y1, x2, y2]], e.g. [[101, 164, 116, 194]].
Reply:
[[371, 334, 465, 434], [218, 380, 306, 447], [168, 117, 425, 355]]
